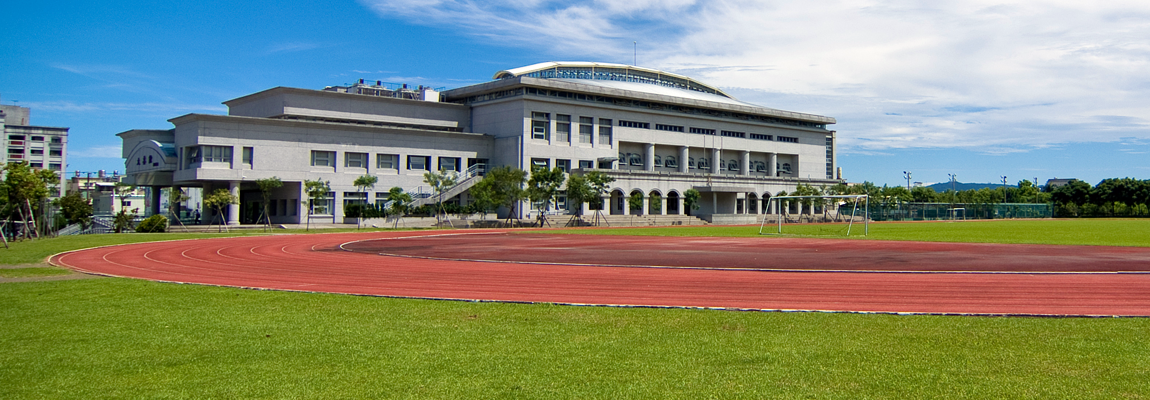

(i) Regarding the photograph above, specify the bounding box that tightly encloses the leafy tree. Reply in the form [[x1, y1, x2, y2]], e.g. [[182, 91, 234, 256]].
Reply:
[[467, 178, 498, 219], [113, 209, 136, 233], [386, 187, 413, 228], [1051, 179, 1091, 217], [910, 186, 938, 203], [683, 188, 701, 216], [203, 188, 238, 232], [255, 177, 283, 228], [526, 166, 566, 224], [422, 170, 457, 225], [351, 175, 377, 229], [649, 192, 662, 214], [476, 166, 526, 225], [1, 162, 58, 238], [55, 192, 93, 229], [303, 179, 331, 230], [628, 191, 644, 215]]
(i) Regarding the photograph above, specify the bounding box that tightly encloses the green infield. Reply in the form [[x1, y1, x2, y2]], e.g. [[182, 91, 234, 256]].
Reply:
[[0, 267, 73, 278], [558, 218, 1150, 247], [3, 278, 1148, 399]]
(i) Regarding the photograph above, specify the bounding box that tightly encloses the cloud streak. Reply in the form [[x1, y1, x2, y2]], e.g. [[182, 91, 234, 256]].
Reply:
[[359, 0, 1150, 154]]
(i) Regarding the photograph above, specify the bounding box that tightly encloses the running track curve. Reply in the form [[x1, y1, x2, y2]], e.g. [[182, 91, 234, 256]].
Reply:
[[50, 230, 1150, 317]]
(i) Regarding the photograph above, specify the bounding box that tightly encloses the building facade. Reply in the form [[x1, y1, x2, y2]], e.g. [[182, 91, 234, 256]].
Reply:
[[119, 62, 841, 225], [2, 105, 69, 198]]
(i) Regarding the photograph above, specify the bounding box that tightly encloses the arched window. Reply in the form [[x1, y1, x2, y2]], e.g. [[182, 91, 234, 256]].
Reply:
[[654, 155, 663, 167], [665, 156, 677, 168]]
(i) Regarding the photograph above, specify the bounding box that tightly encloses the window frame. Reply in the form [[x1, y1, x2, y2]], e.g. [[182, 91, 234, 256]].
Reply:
[[310, 150, 335, 167]]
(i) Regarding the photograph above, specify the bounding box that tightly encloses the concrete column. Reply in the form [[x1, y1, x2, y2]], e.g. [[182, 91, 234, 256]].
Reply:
[[741, 151, 750, 176], [227, 181, 240, 225], [678, 146, 689, 173], [641, 194, 649, 215], [645, 143, 655, 172], [712, 192, 718, 214], [769, 153, 778, 177], [622, 195, 630, 215], [711, 148, 721, 174], [149, 187, 162, 216], [660, 195, 667, 215]]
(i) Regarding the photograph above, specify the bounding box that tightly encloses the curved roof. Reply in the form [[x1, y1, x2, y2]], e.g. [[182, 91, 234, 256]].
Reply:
[[494, 61, 732, 98]]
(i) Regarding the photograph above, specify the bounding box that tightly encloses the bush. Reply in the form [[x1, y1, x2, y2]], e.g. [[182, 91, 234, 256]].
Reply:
[[135, 215, 169, 233], [344, 203, 386, 219]]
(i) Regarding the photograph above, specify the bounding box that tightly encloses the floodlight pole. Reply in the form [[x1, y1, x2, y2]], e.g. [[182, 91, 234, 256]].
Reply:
[[903, 171, 912, 192]]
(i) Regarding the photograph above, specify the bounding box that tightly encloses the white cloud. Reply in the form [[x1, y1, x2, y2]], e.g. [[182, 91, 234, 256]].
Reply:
[[265, 42, 326, 55], [359, 0, 1150, 154]]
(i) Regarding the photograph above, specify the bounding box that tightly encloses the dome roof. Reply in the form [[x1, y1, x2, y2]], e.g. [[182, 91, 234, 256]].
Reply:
[[494, 61, 731, 99]]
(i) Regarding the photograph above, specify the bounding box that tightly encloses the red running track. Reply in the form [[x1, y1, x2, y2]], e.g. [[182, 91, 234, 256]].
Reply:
[[50, 230, 1150, 317]]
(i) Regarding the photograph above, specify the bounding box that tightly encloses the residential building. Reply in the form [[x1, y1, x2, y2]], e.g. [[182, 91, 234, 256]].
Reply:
[[2, 105, 69, 197]]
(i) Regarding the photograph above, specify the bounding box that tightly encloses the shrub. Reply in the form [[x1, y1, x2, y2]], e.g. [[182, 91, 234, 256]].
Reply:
[[135, 215, 169, 233]]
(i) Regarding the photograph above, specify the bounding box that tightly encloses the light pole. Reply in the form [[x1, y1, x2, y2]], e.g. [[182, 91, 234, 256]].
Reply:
[[948, 173, 957, 203], [903, 171, 912, 192], [1001, 175, 1008, 203]]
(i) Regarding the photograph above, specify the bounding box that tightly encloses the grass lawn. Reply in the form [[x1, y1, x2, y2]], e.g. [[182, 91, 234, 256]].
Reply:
[[3, 219, 1149, 398], [3, 278, 1148, 399], [0, 267, 73, 278], [558, 218, 1150, 247]]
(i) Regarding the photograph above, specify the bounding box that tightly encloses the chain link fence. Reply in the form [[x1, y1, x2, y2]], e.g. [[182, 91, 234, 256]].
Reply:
[[866, 202, 1052, 221]]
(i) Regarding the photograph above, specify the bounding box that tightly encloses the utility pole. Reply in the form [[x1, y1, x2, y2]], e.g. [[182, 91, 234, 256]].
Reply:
[[1001, 175, 1008, 203], [903, 171, 912, 192], [948, 173, 957, 202]]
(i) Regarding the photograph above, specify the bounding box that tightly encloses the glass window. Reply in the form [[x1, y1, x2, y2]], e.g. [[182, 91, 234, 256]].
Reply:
[[30, 162, 43, 168], [629, 153, 642, 166], [728, 159, 739, 171], [531, 112, 549, 140], [377, 154, 398, 169], [311, 150, 334, 167], [202, 146, 232, 163], [345, 152, 367, 168], [31, 149, 43, 155], [598, 119, 613, 145], [408, 155, 429, 171], [8, 135, 25, 140], [242, 147, 253, 165], [578, 117, 594, 144], [556, 115, 571, 143], [530, 158, 549, 170], [51, 137, 62, 144], [665, 156, 677, 168], [579, 160, 594, 169], [31, 136, 44, 141], [688, 157, 695, 169], [556, 159, 570, 173], [654, 155, 662, 167], [49, 163, 61, 171], [310, 192, 335, 215], [439, 157, 460, 172]]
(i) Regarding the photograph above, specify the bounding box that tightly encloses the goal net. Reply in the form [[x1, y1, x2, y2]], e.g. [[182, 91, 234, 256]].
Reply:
[[758, 195, 869, 236]]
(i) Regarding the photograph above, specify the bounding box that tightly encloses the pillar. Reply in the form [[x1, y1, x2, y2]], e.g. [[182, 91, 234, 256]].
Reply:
[[712, 192, 718, 214], [741, 151, 750, 176], [640, 194, 649, 215], [645, 143, 655, 172], [769, 153, 778, 177], [227, 181, 240, 225], [660, 195, 667, 215], [622, 194, 630, 215], [711, 148, 721, 174], [678, 146, 689, 173], [149, 186, 162, 216]]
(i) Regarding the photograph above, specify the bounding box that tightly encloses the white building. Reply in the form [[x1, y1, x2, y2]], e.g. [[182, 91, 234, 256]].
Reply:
[[119, 62, 841, 225], [2, 105, 69, 198]]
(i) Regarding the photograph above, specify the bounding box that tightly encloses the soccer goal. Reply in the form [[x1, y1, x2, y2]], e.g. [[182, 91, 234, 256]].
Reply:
[[758, 195, 869, 236]]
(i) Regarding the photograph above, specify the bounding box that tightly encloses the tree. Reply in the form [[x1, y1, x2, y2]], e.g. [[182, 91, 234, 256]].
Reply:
[[477, 166, 527, 226], [303, 179, 331, 231], [684, 188, 701, 216], [255, 177, 283, 229], [386, 187, 412, 229], [1, 163, 59, 238], [628, 191, 644, 215], [526, 166, 566, 226], [202, 188, 238, 232], [166, 187, 191, 231], [422, 170, 457, 226], [55, 192, 93, 229], [910, 186, 938, 203], [350, 175, 378, 229], [649, 192, 662, 214]]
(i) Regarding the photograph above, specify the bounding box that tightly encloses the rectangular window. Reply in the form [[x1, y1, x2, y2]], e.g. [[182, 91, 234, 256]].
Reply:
[[531, 158, 549, 170], [555, 114, 571, 143], [30, 162, 43, 168], [51, 137, 62, 144], [777, 136, 799, 143], [665, 156, 678, 168], [375, 192, 390, 208], [377, 154, 398, 169], [531, 112, 549, 140], [8, 135, 25, 140], [654, 155, 663, 167], [655, 124, 684, 132], [7, 147, 23, 154], [31, 136, 44, 141], [345, 152, 367, 168], [242, 147, 253, 165], [578, 160, 594, 169], [31, 149, 44, 155], [749, 133, 773, 141], [407, 155, 429, 171], [578, 117, 593, 143], [343, 192, 367, 207], [310, 192, 336, 215], [311, 150, 334, 167], [556, 159, 570, 173], [618, 120, 650, 129], [49, 163, 61, 171], [721, 130, 746, 138], [689, 127, 716, 135], [202, 146, 232, 163], [599, 119, 612, 145], [439, 157, 460, 172]]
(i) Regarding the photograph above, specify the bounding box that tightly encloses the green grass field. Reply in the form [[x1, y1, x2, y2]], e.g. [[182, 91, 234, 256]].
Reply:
[[3, 219, 1149, 398], [562, 218, 1150, 247]]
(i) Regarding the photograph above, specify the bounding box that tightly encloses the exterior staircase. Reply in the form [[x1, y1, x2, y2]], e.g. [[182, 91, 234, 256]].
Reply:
[[409, 163, 485, 209]]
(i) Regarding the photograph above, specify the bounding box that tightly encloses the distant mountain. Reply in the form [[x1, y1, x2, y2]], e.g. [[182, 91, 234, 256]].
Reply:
[[924, 182, 1010, 192]]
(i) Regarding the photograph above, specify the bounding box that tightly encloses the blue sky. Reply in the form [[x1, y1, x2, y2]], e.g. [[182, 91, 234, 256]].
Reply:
[[3, 0, 1147, 187]]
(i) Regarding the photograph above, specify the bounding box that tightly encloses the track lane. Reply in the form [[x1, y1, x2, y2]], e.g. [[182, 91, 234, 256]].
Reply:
[[50, 230, 1150, 316]]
